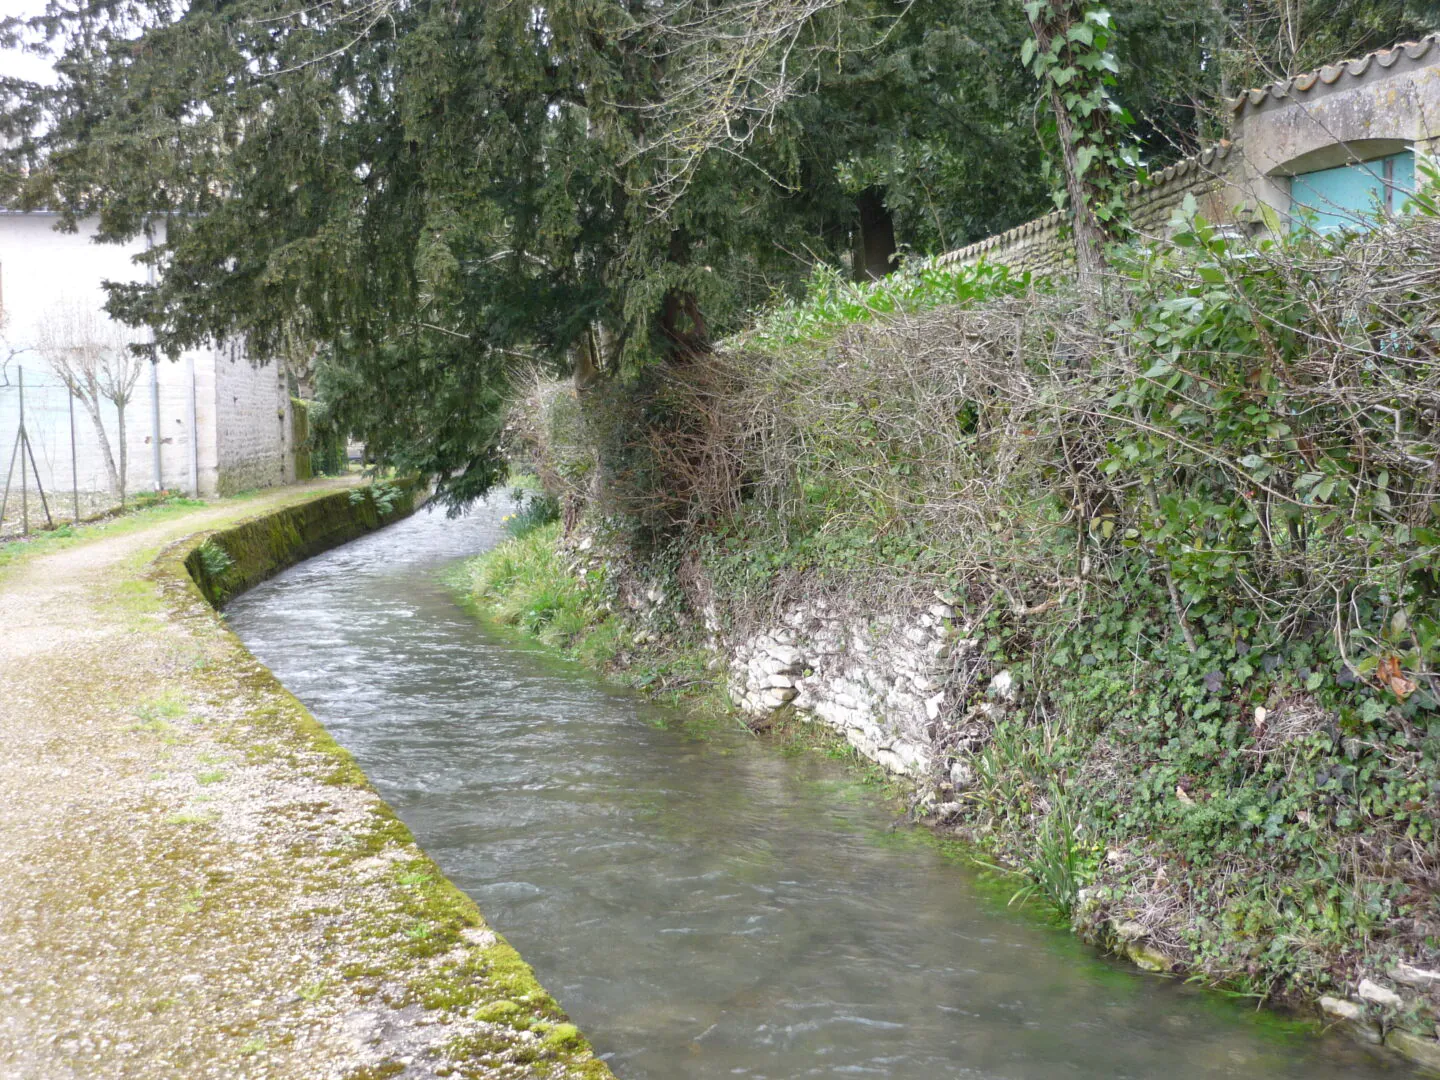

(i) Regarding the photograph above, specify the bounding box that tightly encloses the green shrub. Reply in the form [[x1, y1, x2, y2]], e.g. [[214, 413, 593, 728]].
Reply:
[[196, 540, 234, 579], [502, 489, 560, 539]]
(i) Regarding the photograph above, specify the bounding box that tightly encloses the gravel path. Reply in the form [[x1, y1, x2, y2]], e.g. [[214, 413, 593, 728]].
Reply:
[[0, 485, 613, 1080]]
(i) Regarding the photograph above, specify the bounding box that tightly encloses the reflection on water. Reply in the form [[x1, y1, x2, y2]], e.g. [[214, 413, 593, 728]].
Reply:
[[227, 502, 1395, 1079]]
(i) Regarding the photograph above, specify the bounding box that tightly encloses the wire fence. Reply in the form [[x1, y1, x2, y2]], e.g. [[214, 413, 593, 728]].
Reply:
[[0, 364, 137, 538]]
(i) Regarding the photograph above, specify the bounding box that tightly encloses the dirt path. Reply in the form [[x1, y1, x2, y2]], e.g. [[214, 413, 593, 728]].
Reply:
[[0, 484, 612, 1080]]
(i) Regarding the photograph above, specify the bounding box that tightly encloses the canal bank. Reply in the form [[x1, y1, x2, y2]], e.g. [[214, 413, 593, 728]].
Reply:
[[228, 497, 1407, 1079], [0, 481, 613, 1080]]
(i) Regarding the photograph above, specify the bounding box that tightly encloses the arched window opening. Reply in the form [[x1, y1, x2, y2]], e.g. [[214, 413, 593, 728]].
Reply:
[[1288, 149, 1416, 234]]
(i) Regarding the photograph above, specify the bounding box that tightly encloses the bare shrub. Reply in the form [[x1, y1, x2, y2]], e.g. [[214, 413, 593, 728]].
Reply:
[[613, 204, 1440, 677], [36, 300, 144, 504], [513, 193, 1440, 699]]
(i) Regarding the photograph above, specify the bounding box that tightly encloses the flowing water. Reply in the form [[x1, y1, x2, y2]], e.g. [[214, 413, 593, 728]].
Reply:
[[226, 501, 1398, 1079]]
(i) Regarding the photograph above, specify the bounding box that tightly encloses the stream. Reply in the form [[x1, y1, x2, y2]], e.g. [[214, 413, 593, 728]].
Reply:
[[226, 500, 1398, 1079]]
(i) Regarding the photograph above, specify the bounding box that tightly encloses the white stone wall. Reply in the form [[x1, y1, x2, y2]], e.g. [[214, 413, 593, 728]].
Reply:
[[723, 598, 1016, 796], [0, 213, 295, 527], [212, 339, 294, 496], [601, 541, 1010, 794], [0, 215, 210, 519]]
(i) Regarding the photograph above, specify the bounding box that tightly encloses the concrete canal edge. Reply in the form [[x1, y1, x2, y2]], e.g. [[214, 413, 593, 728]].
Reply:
[[149, 484, 618, 1080]]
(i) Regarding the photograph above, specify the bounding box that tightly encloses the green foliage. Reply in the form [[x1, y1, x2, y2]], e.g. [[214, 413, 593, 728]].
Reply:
[[305, 398, 350, 477], [468, 523, 607, 651], [1106, 195, 1440, 661], [1206, 0, 1439, 94], [195, 540, 234, 580], [464, 521, 732, 712], [502, 490, 561, 540], [1021, 2, 1138, 228], [745, 260, 1028, 350], [1009, 784, 1099, 919], [350, 482, 402, 516], [968, 558, 1440, 995]]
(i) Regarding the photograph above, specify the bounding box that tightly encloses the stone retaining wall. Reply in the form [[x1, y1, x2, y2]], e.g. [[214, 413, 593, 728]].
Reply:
[[724, 598, 995, 787], [151, 485, 616, 1080], [184, 479, 422, 605]]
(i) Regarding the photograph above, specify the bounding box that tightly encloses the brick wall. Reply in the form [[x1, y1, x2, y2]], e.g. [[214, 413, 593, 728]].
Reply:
[[212, 340, 293, 496]]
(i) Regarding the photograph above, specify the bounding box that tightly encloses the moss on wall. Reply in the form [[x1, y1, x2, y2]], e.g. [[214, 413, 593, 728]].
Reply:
[[184, 480, 422, 606], [150, 485, 616, 1078]]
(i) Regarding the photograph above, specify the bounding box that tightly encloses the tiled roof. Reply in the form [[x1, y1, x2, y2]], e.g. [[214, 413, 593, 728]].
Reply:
[[1228, 33, 1440, 116]]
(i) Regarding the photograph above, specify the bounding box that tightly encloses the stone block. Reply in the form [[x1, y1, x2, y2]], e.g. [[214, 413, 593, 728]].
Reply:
[[1391, 963, 1440, 989], [1386, 1030, 1440, 1074], [1319, 996, 1382, 1044], [1359, 978, 1404, 1009], [949, 760, 973, 790], [762, 642, 802, 668], [989, 670, 1016, 701]]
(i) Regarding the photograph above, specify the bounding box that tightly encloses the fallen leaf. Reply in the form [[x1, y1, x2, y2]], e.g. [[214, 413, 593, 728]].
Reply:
[[1376, 655, 1418, 701], [1176, 785, 1194, 805]]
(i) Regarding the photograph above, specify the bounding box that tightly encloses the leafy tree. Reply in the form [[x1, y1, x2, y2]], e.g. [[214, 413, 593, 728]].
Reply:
[[2, 0, 1433, 506]]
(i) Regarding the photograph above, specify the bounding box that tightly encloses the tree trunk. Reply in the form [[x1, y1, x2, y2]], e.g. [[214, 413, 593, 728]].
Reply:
[[658, 229, 711, 362], [115, 400, 127, 507], [573, 326, 601, 391], [78, 392, 122, 503], [1047, 92, 1110, 289], [1027, 0, 1112, 292], [853, 187, 898, 282]]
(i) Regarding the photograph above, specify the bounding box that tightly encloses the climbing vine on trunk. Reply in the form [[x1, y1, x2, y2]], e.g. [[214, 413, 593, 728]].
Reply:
[[1021, 1, 1136, 287]]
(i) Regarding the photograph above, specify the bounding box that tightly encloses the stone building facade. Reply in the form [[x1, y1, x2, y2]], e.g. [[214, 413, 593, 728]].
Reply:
[[0, 213, 302, 527], [938, 33, 1440, 272]]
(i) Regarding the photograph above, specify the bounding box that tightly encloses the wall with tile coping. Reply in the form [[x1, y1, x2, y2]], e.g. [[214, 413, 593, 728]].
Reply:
[[936, 34, 1440, 275]]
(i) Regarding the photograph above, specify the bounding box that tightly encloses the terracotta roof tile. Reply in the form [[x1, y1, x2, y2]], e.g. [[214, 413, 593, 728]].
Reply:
[[1228, 33, 1440, 116]]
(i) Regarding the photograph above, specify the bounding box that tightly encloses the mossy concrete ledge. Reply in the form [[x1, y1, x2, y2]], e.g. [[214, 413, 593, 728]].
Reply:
[[134, 491, 617, 1079], [182, 479, 424, 606]]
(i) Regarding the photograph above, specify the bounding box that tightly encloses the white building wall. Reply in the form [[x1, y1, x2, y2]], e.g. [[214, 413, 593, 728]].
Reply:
[[212, 339, 294, 495], [194, 349, 220, 498], [0, 213, 296, 527]]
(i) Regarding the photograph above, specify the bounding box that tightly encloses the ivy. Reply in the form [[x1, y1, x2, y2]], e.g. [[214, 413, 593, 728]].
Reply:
[[1022, 2, 1139, 278]]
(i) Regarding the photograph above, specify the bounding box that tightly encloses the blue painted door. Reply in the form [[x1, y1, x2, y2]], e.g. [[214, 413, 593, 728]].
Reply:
[[1290, 150, 1415, 233]]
